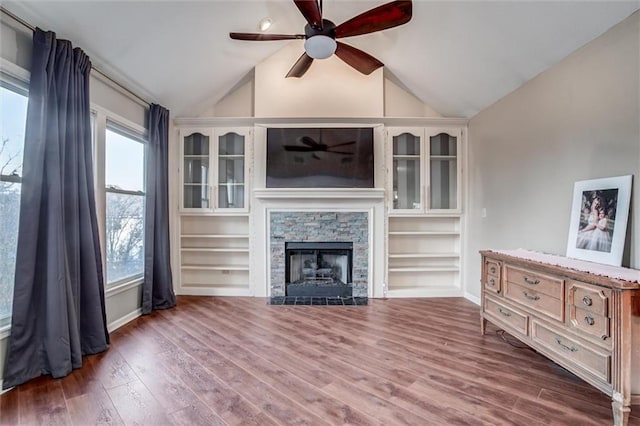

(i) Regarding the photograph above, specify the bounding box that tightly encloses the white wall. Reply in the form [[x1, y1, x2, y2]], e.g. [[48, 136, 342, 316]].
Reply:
[[0, 14, 31, 70], [254, 42, 384, 118], [464, 12, 640, 300], [384, 76, 442, 118]]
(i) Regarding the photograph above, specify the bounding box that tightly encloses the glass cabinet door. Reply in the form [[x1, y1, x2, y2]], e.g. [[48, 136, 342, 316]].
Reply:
[[392, 132, 422, 210], [429, 131, 458, 210], [183, 131, 210, 209], [217, 132, 245, 209]]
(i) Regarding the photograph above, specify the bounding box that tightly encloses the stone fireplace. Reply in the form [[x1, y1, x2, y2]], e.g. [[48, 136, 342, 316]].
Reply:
[[251, 188, 386, 298], [270, 211, 368, 297]]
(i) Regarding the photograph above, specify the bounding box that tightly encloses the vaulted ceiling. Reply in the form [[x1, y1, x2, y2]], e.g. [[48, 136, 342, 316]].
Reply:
[[3, 1, 639, 118]]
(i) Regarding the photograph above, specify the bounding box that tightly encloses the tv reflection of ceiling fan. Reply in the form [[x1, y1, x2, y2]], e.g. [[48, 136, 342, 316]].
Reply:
[[284, 136, 355, 160], [230, 0, 412, 78]]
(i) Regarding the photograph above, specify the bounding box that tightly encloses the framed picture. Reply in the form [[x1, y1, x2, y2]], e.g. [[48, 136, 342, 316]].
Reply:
[[566, 175, 632, 266]]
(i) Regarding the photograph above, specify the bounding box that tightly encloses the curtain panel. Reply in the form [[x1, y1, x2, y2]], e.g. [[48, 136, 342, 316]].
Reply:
[[3, 28, 109, 389], [142, 104, 176, 314]]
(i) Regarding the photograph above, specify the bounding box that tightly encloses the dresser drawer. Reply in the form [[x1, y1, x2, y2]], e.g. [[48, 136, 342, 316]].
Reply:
[[484, 295, 528, 336], [504, 281, 564, 322], [567, 280, 610, 317], [485, 259, 501, 279], [505, 266, 564, 299], [485, 275, 501, 294], [567, 305, 611, 343], [531, 320, 610, 383]]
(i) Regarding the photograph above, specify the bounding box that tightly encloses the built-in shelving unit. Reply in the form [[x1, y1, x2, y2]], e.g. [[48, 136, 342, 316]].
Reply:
[[179, 215, 250, 295], [173, 119, 466, 299], [386, 215, 461, 297]]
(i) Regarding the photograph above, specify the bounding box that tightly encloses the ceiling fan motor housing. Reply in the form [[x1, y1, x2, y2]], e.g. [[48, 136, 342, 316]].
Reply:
[[304, 19, 337, 59]]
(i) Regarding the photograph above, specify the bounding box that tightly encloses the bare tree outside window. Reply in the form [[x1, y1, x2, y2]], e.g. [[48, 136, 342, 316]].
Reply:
[[0, 84, 28, 325], [105, 127, 145, 285]]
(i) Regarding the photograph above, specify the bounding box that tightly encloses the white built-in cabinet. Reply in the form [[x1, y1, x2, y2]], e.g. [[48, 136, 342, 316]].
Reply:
[[173, 120, 466, 298], [385, 127, 463, 297], [177, 127, 252, 296]]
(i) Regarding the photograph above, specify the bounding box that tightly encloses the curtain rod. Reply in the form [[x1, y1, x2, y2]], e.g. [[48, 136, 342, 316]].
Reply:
[[0, 6, 152, 108]]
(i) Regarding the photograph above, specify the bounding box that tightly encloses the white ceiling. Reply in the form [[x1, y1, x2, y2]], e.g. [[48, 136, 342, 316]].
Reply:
[[3, 1, 639, 118]]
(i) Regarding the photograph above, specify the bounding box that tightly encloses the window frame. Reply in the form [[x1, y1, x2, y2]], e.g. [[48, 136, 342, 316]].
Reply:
[[92, 106, 148, 289]]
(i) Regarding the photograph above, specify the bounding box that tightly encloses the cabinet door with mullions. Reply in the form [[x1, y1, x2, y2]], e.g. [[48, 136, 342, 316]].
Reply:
[[215, 128, 251, 212], [427, 128, 461, 212], [182, 129, 212, 210], [387, 126, 462, 214], [389, 128, 424, 212]]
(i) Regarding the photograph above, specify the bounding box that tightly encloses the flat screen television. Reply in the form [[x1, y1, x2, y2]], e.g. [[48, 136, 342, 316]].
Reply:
[[266, 127, 374, 188]]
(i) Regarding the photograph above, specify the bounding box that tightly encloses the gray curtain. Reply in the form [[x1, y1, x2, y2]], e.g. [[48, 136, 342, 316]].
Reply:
[[3, 29, 109, 389], [142, 104, 175, 314]]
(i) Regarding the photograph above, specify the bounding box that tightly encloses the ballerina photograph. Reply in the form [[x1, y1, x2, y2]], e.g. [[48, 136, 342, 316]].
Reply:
[[566, 175, 632, 266], [575, 189, 617, 253]]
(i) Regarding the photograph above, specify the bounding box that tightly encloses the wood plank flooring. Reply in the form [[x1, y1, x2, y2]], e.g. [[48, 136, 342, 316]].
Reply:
[[1, 296, 639, 425]]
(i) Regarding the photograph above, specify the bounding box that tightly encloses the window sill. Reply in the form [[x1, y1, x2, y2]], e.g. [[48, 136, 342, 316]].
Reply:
[[106, 277, 143, 298]]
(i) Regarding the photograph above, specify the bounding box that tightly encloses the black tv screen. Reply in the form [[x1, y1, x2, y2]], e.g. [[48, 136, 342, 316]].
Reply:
[[266, 127, 374, 188]]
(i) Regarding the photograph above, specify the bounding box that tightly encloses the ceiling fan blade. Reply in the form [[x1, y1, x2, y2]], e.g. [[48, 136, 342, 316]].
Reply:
[[334, 0, 412, 39], [334, 42, 383, 75], [286, 52, 314, 78], [300, 136, 321, 147], [284, 146, 315, 152], [328, 141, 356, 148], [326, 150, 355, 155], [294, 0, 323, 30], [230, 32, 304, 41]]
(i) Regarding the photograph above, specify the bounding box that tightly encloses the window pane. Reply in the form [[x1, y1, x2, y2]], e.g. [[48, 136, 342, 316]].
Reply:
[[106, 128, 144, 191], [106, 192, 144, 284], [0, 84, 27, 326], [0, 86, 28, 178], [0, 182, 20, 325]]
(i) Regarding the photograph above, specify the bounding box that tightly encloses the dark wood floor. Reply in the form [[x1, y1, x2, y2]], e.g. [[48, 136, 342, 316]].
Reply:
[[1, 296, 639, 425]]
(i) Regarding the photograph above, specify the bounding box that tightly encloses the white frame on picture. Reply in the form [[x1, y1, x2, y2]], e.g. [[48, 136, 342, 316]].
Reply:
[[566, 175, 632, 266]]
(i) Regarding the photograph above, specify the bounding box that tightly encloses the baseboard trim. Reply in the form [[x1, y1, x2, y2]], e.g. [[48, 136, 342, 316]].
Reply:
[[107, 308, 142, 333], [464, 292, 481, 305], [0, 381, 11, 395], [385, 287, 463, 298], [177, 287, 251, 297], [632, 394, 640, 406]]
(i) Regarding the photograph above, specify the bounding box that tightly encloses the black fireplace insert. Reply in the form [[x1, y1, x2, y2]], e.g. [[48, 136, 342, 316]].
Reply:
[[285, 242, 353, 297]]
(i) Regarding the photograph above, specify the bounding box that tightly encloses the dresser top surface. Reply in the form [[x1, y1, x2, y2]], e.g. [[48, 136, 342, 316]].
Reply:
[[481, 249, 640, 289]]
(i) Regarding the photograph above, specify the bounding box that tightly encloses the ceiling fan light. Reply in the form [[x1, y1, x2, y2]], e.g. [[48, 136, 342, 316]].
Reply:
[[304, 35, 337, 59]]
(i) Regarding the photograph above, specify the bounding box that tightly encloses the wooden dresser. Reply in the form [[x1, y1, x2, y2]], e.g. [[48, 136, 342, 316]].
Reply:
[[480, 250, 640, 426]]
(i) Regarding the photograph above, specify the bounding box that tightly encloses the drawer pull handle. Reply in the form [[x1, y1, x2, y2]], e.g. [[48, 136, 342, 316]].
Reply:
[[583, 296, 593, 306], [523, 276, 540, 285], [488, 278, 496, 287], [523, 291, 540, 301], [584, 316, 595, 326], [555, 338, 578, 352], [490, 266, 497, 274], [498, 308, 511, 317]]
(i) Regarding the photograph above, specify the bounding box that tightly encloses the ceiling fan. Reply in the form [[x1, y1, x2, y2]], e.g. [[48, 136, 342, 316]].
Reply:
[[284, 136, 356, 159], [229, 0, 412, 78]]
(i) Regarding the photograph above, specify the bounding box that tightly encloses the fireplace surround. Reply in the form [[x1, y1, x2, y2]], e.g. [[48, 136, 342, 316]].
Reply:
[[270, 211, 368, 297], [251, 188, 386, 298]]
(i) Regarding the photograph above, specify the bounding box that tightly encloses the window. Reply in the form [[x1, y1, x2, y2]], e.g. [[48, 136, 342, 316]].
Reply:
[[0, 81, 28, 326], [105, 123, 145, 285]]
